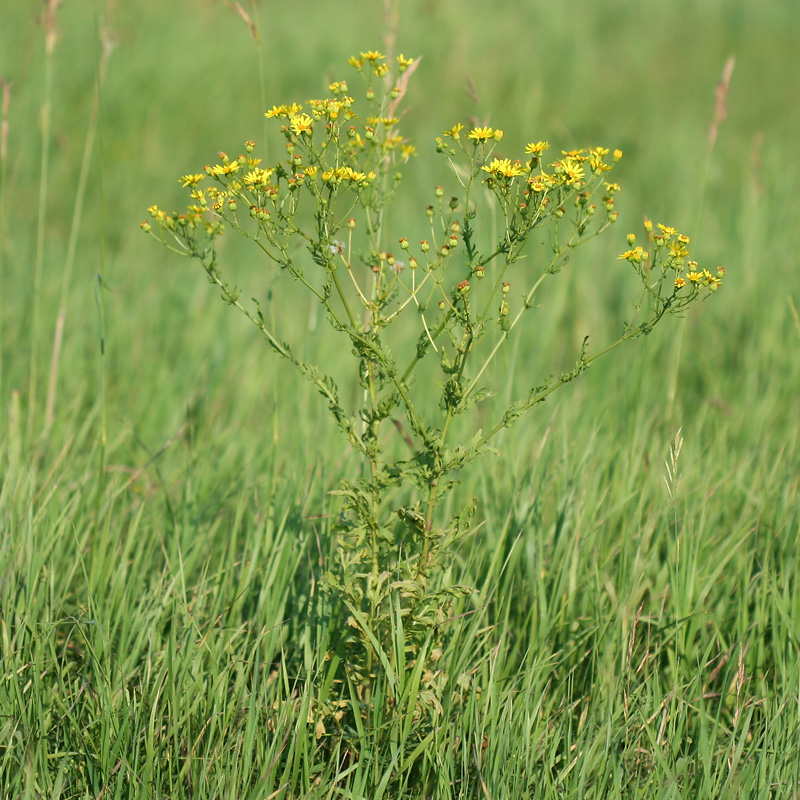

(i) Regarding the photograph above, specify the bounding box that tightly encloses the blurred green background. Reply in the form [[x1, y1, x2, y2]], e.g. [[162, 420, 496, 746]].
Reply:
[[2, 2, 799, 795], [1, 0, 797, 497]]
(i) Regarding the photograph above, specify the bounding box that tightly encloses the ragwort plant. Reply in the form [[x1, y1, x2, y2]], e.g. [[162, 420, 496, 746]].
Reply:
[[144, 50, 724, 736]]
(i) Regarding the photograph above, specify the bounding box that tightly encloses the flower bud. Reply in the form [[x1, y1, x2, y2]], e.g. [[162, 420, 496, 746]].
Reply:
[[555, 206, 565, 219], [409, 256, 418, 269], [440, 244, 451, 257], [366, 87, 375, 101], [502, 281, 510, 294], [449, 197, 459, 210], [435, 186, 444, 198], [607, 211, 619, 223], [438, 300, 446, 310], [420, 240, 430, 253], [399, 237, 410, 250], [140, 221, 151, 232], [475, 266, 485, 279], [457, 279, 469, 294], [347, 217, 356, 229], [245, 140, 255, 153], [627, 233, 636, 246]]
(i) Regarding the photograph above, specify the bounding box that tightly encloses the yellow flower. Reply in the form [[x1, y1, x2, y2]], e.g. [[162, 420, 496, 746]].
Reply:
[[360, 50, 385, 62], [400, 143, 416, 161], [211, 161, 241, 176], [657, 224, 678, 237], [304, 165, 318, 177], [467, 126, 497, 143], [348, 56, 364, 68], [443, 123, 465, 139], [589, 156, 612, 174], [668, 241, 690, 259], [618, 246, 647, 263], [396, 54, 414, 71], [481, 157, 526, 178], [243, 167, 273, 186], [558, 157, 585, 185], [290, 114, 314, 135], [525, 141, 550, 155], [687, 271, 702, 284], [179, 173, 206, 187]]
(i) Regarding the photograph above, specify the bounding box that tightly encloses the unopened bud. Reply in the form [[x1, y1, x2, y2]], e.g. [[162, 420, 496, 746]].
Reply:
[[420, 240, 430, 253], [399, 237, 409, 250], [435, 186, 444, 198]]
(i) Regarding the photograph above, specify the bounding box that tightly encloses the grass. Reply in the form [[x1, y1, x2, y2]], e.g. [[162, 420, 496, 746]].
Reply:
[[1, 0, 799, 797]]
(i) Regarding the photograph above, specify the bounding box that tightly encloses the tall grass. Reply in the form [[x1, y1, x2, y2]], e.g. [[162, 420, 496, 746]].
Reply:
[[1, 1, 798, 797]]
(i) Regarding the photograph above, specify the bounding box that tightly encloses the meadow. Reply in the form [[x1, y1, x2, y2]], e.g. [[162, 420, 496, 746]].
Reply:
[[1, 1, 799, 797]]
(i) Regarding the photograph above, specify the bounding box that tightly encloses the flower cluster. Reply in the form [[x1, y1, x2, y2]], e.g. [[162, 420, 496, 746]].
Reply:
[[619, 222, 724, 312]]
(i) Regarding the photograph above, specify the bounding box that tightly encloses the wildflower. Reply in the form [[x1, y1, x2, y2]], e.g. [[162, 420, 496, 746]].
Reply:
[[702, 269, 723, 289], [557, 157, 585, 185], [243, 167, 273, 187], [468, 126, 499, 143], [397, 54, 414, 71], [400, 143, 416, 161], [179, 173, 206, 187], [290, 114, 314, 135], [360, 50, 385, 62], [481, 157, 526, 178], [668, 241, 689, 260], [613, 149, 623, 161], [443, 123, 465, 139], [687, 270, 702, 284], [211, 161, 241, 176], [674, 276, 686, 288], [618, 246, 647, 263], [657, 224, 678, 237], [525, 141, 550, 155]]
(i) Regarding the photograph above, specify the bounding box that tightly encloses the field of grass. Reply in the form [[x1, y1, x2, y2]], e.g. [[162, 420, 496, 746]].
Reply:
[[1, 1, 799, 798]]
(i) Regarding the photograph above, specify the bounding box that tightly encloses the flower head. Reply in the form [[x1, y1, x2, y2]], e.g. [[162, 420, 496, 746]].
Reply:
[[481, 157, 526, 178], [468, 126, 501, 143]]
